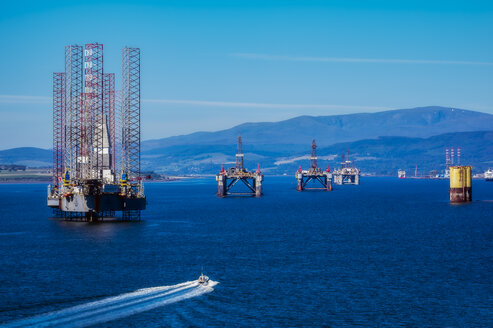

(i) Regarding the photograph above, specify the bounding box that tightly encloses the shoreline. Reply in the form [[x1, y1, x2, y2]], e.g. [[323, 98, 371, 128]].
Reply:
[[0, 175, 488, 184]]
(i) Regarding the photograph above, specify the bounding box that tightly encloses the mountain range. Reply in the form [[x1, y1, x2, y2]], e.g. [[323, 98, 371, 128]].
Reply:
[[2, 106, 493, 175], [143, 106, 493, 149]]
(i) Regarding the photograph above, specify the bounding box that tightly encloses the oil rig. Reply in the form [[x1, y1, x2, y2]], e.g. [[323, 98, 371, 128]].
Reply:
[[296, 140, 332, 191], [47, 43, 146, 221], [216, 135, 263, 197], [333, 150, 360, 185]]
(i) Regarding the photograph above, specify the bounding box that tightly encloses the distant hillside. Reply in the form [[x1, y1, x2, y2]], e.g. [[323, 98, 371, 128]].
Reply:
[[141, 130, 493, 175], [143, 106, 493, 150], [0, 147, 51, 167], [315, 130, 493, 176], [2, 107, 493, 175]]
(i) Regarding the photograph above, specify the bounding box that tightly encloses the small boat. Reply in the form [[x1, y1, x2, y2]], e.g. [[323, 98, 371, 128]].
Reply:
[[485, 168, 493, 182], [198, 273, 209, 285]]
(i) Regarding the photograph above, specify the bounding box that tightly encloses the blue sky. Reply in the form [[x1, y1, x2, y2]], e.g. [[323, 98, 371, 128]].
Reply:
[[1, 0, 492, 149]]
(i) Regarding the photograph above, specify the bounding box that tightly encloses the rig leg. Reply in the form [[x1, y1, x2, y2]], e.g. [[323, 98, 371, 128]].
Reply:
[[255, 175, 263, 197], [450, 166, 472, 203], [325, 173, 333, 191], [217, 174, 227, 197], [86, 211, 99, 222], [296, 172, 303, 191]]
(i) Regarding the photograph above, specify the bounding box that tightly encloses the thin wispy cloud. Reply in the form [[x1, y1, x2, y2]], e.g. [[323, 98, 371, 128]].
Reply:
[[0, 94, 385, 111], [143, 98, 385, 111], [231, 53, 493, 66]]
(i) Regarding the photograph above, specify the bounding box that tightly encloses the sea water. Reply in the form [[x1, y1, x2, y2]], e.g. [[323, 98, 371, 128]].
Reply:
[[0, 177, 492, 327]]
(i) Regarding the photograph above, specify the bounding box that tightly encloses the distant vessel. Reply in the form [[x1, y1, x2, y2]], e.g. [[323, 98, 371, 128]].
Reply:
[[398, 170, 406, 179], [485, 169, 493, 181], [198, 273, 209, 285]]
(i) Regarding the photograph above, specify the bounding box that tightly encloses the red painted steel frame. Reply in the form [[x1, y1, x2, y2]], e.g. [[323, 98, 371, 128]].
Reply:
[[52, 72, 66, 186]]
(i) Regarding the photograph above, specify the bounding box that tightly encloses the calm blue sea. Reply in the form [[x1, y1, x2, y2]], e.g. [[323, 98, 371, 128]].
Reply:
[[0, 177, 492, 327]]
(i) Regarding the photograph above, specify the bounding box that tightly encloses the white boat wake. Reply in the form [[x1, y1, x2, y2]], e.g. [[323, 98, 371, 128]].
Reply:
[[4, 280, 218, 328]]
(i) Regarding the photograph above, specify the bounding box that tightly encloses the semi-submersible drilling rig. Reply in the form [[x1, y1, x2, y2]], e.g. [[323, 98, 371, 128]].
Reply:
[[216, 135, 263, 197], [296, 139, 333, 191], [47, 43, 146, 221]]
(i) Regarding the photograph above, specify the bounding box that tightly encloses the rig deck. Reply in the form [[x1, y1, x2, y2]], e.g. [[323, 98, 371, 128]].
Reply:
[[296, 169, 332, 191], [48, 179, 146, 221]]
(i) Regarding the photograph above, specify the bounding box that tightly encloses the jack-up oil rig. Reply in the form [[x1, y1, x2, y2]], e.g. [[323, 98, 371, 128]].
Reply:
[[216, 135, 263, 197], [296, 140, 333, 191], [47, 43, 146, 221], [333, 150, 360, 185]]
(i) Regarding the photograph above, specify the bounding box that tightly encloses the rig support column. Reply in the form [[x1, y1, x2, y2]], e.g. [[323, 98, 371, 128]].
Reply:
[[217, 173, 227, 197], [450, 166, 472, 203], [325, 173, 333, 191], [255, 174, 263, 197], [296, 170, 303, 191]]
